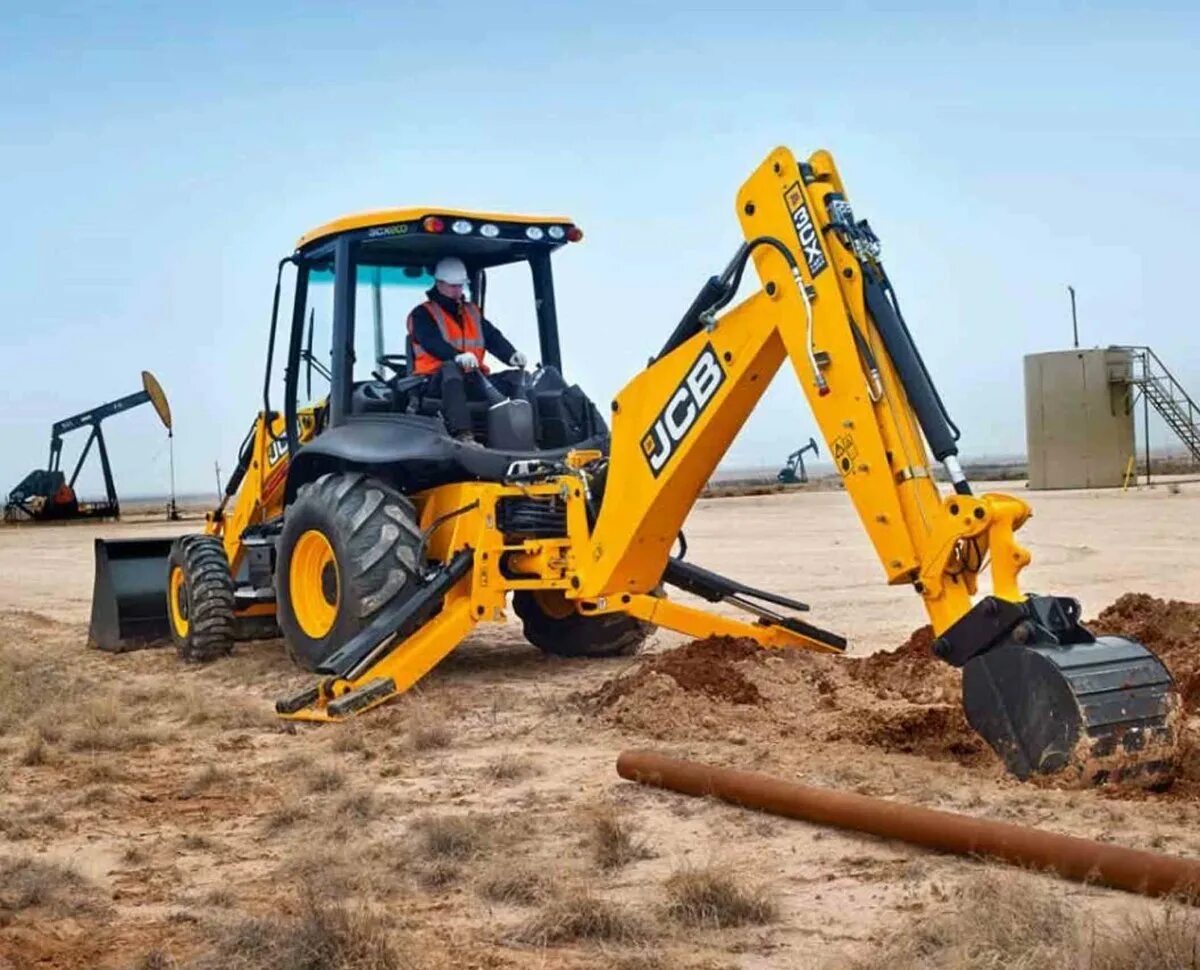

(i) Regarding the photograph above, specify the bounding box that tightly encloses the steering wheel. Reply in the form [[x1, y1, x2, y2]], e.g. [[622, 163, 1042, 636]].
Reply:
[[377, 354, 408, 379], [354, 380, 395, 412]]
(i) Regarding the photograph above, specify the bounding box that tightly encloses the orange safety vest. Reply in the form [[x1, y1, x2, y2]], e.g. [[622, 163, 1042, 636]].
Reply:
[[407, 300, 489, 376]]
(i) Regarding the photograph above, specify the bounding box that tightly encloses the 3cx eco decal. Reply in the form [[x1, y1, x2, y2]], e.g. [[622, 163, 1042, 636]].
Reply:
[[641, 343, 726, 477], [783, 182, 828, 278]]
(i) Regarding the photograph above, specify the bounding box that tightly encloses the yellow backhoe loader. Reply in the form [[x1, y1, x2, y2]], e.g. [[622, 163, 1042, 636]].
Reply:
[[90, 147, 1180, 785]]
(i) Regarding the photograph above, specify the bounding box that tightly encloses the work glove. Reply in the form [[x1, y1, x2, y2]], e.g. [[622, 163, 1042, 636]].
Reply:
[[454, 352, 479, 372], [509, 350, 528, 369]]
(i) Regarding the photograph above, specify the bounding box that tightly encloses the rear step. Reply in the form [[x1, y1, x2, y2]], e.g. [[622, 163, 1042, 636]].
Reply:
[[939, 595, 1180, 785], [88, 537, 179, 651]]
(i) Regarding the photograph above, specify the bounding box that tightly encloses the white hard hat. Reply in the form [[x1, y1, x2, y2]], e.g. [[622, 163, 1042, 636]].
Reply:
[[434, 257, 469, 286]]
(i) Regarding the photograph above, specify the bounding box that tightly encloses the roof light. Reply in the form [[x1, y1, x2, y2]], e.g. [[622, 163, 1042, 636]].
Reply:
[[525, 226, 545, 241], [566, 226, 584, 242], [422, 216, 445, 233], [547, 225, 565, 240], [479, 223, 500, 238], [451, 219, 473, 235]]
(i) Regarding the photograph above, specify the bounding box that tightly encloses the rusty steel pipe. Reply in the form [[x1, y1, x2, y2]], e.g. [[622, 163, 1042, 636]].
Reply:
[[617, 750, 1200, 900]]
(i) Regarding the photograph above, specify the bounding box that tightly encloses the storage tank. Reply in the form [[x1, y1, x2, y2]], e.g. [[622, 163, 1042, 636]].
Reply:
[[1024, 348, 1134, 489]]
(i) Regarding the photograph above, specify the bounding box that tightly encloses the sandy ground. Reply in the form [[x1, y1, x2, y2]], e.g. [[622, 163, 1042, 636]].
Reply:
[[2, 479, 1199, 968]]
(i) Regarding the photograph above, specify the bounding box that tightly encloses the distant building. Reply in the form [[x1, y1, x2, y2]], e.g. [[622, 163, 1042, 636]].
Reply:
[[1024, 348, 1134, 490]]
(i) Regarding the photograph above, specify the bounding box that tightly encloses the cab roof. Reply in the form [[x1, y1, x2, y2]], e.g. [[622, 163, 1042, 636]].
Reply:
[[295, 207, 577, 251]]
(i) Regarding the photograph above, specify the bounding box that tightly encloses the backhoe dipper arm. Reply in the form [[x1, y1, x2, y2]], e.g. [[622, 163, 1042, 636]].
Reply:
[[583, 147, 1016, 634], [583, 147, 1178, 784]]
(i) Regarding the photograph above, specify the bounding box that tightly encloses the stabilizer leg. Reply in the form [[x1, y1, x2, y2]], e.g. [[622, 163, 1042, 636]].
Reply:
[[277, 596, 478, 722]]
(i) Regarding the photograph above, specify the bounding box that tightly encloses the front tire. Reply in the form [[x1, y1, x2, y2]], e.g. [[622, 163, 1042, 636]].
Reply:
[[512, 590, 650, 659], [167, 536, 236, 662], [275, 472, 424, 672]]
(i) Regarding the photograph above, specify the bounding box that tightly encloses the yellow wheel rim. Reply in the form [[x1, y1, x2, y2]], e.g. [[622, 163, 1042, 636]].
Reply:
[[290, 529, 339, 639], [533, 590, 576, 620], [168, 564, 189, 638]]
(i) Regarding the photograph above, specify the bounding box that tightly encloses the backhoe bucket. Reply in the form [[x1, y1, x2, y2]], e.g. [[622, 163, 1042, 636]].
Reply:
[[88, 537, 176, 651], [962, 636, 1179, 786]]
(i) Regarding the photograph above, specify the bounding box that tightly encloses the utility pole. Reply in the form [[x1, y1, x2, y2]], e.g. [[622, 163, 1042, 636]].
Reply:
[[1068, 285, 1079, 349]]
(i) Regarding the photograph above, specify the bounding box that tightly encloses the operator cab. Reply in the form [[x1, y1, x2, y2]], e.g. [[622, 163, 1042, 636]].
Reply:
[[269, 208, 607, 498]]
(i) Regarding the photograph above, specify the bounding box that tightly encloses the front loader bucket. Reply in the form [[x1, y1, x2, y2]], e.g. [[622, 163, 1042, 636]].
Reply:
[[962, 636, 1179, 786], [87, 537, 177, 651]]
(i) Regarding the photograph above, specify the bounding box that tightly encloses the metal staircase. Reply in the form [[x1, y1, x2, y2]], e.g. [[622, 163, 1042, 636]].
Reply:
[[1118, 346, 1200, 462]]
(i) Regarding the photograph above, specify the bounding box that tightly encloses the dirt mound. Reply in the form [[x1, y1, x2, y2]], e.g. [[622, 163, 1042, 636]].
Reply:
[[834, 704, 990, 765], [1089, 593, 1200, 711], [842, 624, 961, 705], [594, 592, 1200, 783], [596, 636, 764, 707]]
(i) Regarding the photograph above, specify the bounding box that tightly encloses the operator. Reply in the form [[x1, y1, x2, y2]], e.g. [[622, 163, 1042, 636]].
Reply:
[[407, 257, 529, 441]]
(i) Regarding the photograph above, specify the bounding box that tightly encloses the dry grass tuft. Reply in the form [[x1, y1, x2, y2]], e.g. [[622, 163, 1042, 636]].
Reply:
[[475, 863, 557, 906], [587, 804, 652, 870], [74, 783, 116, 807], [122, 844, 149, 866], [135, 949, 178, 970], [663, 863, 777, 929], [841, 871, 1200, 970], [0, 855, 101, 918], [179, 833, 219, 852], [517, 889, 651, 945], [187, 891, 413, 970], [416, 859, 462, 890], [611, 953, 681, 970], [482, 752, 537, 783], [840, 871, 1078, 969], [204, 887, 237, 909], [68, 695, 170, 753], [262, 803, 312, 835], [0, 814, 35, 841], [334, 791, 380, 821], [83, 760, 123, 784], [181, 764, 230, 799], [18, 733, 52, 766], [307, 765, 348, 793], [330, 725, 373, 756], [1088, 903, 1200, 970], [408, 719, 452, 752], [410, 813, 489, 861]]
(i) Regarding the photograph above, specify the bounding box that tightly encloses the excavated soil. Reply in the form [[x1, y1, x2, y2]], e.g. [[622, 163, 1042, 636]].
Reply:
[[1089, 592, 1200, 712], [595, 593, 1200, 781], [593, 636, 765, 707], [595, 627, 985, 766]]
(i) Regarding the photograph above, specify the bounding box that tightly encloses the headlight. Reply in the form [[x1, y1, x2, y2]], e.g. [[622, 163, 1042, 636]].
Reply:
[[525, 226, 545, 241], [451, 219, 473, 235], [547, 225, 565, 240], [479, 223, 500, 238]]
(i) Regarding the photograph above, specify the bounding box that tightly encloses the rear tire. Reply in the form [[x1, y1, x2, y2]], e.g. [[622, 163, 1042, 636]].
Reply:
[[275, 472, 424, 672], [512, 590, 650, 659], [167, 536, 236, 662]]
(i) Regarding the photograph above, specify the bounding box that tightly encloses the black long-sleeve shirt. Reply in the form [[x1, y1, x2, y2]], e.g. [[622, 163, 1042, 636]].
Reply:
[[408, 287, 517, 364]]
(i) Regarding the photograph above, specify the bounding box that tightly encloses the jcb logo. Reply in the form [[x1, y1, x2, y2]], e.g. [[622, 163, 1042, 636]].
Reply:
[[783, 182, 828, 278], [267, 437, 289, 468], [641, 343, 725, 477]]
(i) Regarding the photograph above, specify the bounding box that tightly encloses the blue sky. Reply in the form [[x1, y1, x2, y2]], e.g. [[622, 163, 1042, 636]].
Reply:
[[2, 2, 1198, 498]]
